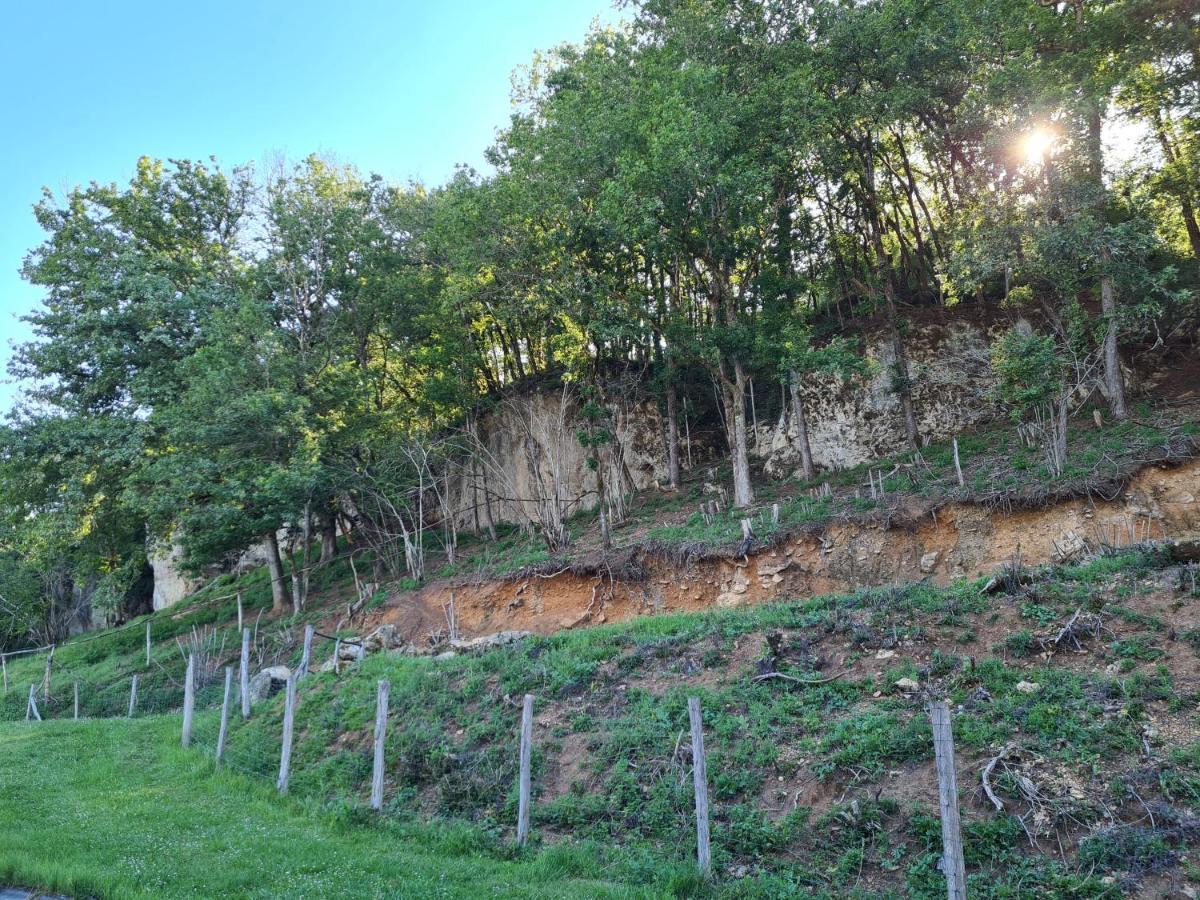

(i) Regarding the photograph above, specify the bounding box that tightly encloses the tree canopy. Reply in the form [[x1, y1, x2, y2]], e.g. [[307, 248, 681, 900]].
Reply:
[[2, 0, 1196, 642]]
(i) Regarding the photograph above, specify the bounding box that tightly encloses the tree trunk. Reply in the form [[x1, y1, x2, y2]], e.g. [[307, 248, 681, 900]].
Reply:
[[264, 530, 288, 614], [884, 281, 919, 450], [861, 145, 919, 451], [1087, 102, 1128, 421], [319, 513, 337, 566], [726, 361, 755, 508], [788, 371, 815, 481], [1179, 194, 1200, 261], [480, 473, 498, 543], [1054, 390, 1070, 476], [666, 381, 681, 490], [1099, 249, 1128, 420], [1150, 113, 1200, 259]]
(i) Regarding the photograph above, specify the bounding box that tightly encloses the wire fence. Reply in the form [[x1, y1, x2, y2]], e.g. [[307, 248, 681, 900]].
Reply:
[[5, 626, 357, 784]]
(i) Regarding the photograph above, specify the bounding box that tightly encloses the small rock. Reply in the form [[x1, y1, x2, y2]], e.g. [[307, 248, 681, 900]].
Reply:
[[1015, 680, 1042, 694], [919, 551, 941, 574], [756, 559, 791, 577], [875, 649, 896, 660], [435, 651, 458, 660], [893, 677, 920, 693], [1052, 530, 1088, 564]]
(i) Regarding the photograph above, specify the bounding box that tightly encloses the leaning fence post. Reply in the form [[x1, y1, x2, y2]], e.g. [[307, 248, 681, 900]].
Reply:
[[930, 701, 967, 900], [371, 679, 390, 810], [240, 627, 251, 720], [952, 438, 965, 489], [277, 675, 297, 794], [26, 684, 41, 722], [128, 673, 139, 717], [145, 620, 152, 667], [298, 623, 314, 678], [516, 693, 534, 845], [217, 666, 233, 763], [2, 653, 7, 695], [181, 654, 195, 748], [688, 696, 712, 876], [73, 681, 79, 719]]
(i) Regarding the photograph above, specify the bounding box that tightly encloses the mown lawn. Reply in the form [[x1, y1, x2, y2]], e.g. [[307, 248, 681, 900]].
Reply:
[[0, 716, 654, 899]]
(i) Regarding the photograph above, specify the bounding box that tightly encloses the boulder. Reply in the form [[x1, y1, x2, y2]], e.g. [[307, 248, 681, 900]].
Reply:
[[362, 625, 402, 653], [1015, 680, 1042, 694], [315, 640, 365, 673], [893, 677, 921, 694], [715, 591, 743, 609], [248, 665, 291, 705]]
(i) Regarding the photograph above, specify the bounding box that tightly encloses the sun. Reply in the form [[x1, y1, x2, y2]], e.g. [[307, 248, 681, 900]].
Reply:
[[1020, 127, 1058, 165]]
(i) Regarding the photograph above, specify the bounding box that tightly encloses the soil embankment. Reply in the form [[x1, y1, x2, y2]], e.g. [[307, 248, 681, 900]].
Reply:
[[371, 459, 1200, 645]]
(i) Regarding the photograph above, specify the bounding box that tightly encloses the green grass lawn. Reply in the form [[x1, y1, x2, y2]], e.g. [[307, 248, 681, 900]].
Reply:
[[0, 716, 655, 899]]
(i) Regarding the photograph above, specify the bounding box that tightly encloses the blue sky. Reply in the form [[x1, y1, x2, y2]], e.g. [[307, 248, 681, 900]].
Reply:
[[0, 0, 617, 413]]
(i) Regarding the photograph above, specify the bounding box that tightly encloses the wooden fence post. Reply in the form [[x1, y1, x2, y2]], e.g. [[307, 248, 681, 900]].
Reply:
[[298, 624, 314, 678], [217, 666, 233, 763], [333, 638, 342, 675], [277, 675, 297, 794], [2, 653, 7, 695], [371, 679, 390, 810], [240, 627, 251, 720], [128, 674, 139, 717], [73, 682, 79, 719], [930, 701, 967, 900], [181, 654, 195, 748], [516, 693, 534, 846], [26, 684, 41, 722], [952, 438, 965, 489], [146, 620, 152, 667], [42, 645, 54, 702], [688, 696, 712, 876], [237, 592, 244, 633]]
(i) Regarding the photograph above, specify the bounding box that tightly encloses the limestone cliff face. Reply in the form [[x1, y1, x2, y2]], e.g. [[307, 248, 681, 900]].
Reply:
[[756, 321, 999, 476], [447, 390, 672, 530], [446, 322, 1003, 530], [149, 541, 207, 611]]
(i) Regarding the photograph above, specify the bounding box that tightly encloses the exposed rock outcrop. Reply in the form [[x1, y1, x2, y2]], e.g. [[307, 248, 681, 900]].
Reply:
[[756, 322, 999, 476]]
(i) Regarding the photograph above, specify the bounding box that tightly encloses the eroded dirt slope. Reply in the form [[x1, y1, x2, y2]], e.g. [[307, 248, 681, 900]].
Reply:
[[370, 460, 1200, 646]]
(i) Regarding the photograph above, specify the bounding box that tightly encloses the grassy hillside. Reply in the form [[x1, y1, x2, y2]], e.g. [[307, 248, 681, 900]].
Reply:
[[0, 717, 647, 899], [3, 547, 1199, 897]]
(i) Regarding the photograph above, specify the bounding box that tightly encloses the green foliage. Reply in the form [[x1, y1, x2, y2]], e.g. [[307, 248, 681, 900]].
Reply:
[[991, 329, 1066, 418], [2, 0, 1197, 641]]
